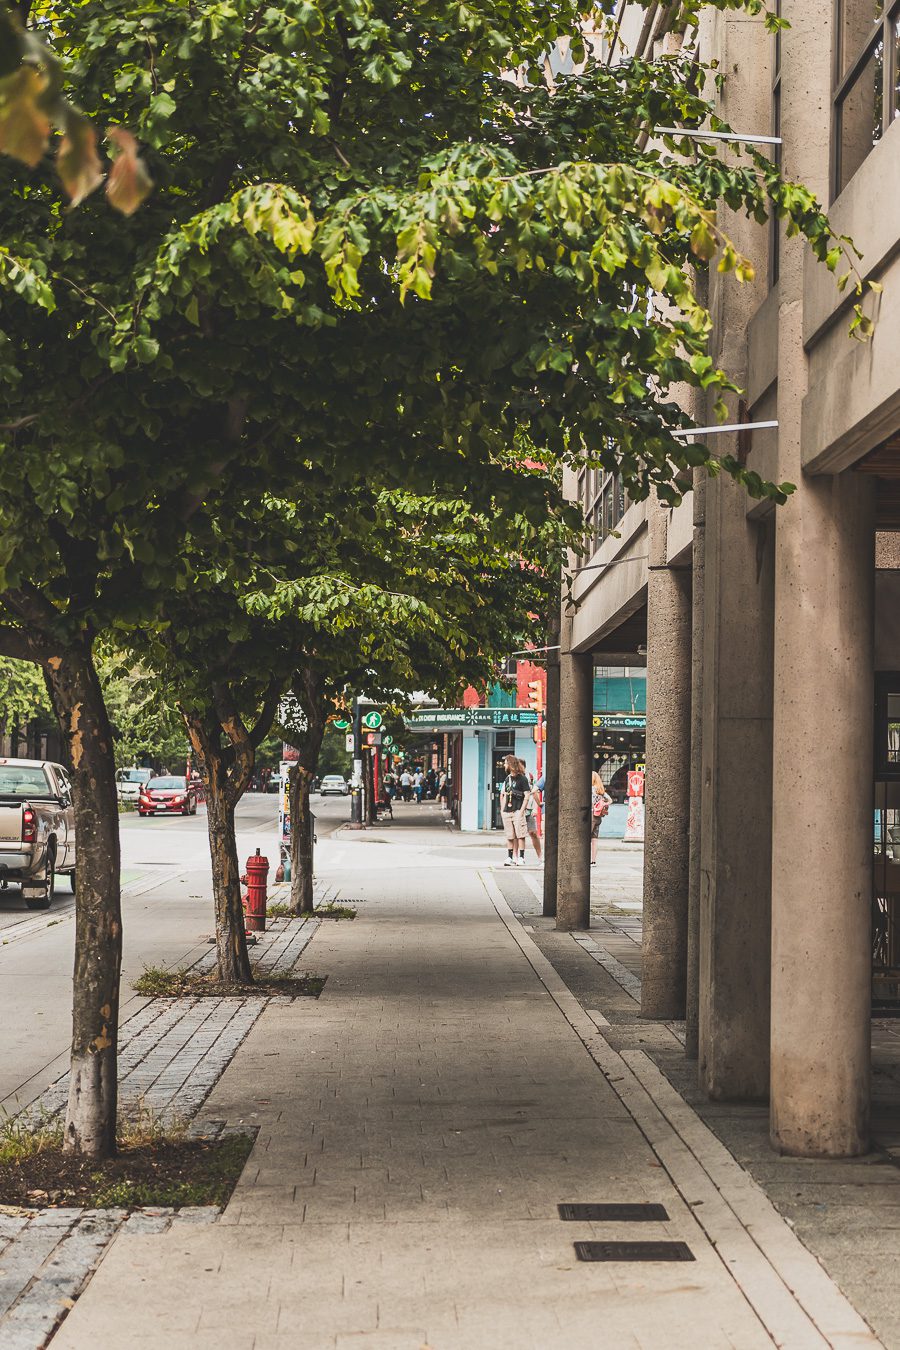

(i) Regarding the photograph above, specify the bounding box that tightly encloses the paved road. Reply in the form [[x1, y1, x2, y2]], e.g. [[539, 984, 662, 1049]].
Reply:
[[0, 791, 349, 1115]]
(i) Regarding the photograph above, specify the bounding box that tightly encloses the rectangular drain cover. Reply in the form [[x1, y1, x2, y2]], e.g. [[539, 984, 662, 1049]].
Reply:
[[558, 1203, 669, 1223], [575, 1241, 694, 1263]]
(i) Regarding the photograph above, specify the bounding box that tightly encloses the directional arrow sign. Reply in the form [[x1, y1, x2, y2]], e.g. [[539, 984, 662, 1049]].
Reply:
[[362, 710, 383, 730]]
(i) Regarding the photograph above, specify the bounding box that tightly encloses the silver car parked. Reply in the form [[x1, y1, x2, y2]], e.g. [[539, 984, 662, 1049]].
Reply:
[[0, 758, 76, 909]]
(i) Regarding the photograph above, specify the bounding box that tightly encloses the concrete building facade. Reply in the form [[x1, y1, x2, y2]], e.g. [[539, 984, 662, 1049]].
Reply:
[[550, 0, 900, 1157]]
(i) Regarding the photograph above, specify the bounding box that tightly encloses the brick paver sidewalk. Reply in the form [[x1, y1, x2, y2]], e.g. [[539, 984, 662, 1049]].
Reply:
[[51, 838, 878, 1350]]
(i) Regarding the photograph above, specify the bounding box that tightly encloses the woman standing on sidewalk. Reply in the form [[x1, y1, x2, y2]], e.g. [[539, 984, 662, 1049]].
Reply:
[[590, 770, 612, 866], [500, 754, 531, 866]]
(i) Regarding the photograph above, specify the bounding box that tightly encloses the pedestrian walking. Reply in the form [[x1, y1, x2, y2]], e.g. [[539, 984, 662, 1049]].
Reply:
[[413, 769, 424, 803], [591, 770, 612, 865], [500, 754, 531, 866], [436, 770, 449, 806], [400, 768, 412, 801]]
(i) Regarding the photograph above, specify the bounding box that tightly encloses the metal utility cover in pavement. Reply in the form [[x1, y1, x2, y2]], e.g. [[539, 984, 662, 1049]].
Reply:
[[558, 1203, 669, 1222], [574, 1240, 694, 1263]]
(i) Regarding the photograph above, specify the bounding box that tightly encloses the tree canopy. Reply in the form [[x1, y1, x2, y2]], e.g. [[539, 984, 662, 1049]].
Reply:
[[0, 0, 870, 1158]]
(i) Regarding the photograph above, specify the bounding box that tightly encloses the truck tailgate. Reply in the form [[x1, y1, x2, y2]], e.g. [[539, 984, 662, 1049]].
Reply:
[[0, 802, 23, 846]]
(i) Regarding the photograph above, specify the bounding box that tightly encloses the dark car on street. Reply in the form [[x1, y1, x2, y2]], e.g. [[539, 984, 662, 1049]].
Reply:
[[138, 775, 199, 817]]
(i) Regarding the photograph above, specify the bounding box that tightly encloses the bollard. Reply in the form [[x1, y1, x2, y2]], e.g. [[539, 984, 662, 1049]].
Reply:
[[243, 847, 269, 932]]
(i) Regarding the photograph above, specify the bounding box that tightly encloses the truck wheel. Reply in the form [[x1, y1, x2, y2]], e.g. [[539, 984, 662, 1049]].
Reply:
[[25, 846, 55, 911]]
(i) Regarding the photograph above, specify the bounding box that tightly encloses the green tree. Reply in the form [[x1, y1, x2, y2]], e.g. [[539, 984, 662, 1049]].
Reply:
[[0, 0, 867, 1157], [97, 653, 187, 770], [0, 654, 51, 731]]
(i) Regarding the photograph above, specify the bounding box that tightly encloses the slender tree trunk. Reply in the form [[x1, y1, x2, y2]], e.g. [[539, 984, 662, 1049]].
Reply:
[[184, 714, 254, 986], [204, 764, 253, 984], [289, 714, 326, 915], [289, 764, 315, 914], [44, 643, 121, 1158]]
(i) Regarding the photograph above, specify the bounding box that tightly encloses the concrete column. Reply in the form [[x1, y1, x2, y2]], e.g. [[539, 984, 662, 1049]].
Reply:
[[770, 476, 875, 1155], [641, 498, 692, 1018], [542, 641, 561, 918], [556, 627, 593, 932], [769, 0, 874, 1157], [698, 481, 775, 1100], [693, 6, 776, 1097], [685, 469, 706, 1059]]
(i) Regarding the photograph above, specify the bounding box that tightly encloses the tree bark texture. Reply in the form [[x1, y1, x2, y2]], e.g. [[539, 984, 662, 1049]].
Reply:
[[205, 771, 253, 983], [44, 644, 122, 1158], [185, 712, 254, 985]]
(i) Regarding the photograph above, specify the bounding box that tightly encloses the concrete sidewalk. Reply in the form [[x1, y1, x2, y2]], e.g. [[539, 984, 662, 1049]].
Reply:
[[52, 839, 877, 1349]]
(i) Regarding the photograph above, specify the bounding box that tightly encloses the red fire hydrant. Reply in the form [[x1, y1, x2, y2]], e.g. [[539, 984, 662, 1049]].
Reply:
[[242, 848, 269, 933]]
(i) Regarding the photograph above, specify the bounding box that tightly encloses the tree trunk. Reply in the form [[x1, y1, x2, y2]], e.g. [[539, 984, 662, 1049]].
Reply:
[[204, 764, 253, 984], [289, 764, 315, 914], [184, 712, 254, 987], [44, 643, 121, 1158], [289, 714, 326, 915]]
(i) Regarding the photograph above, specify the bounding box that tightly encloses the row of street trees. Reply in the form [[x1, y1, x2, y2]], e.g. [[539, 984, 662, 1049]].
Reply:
[[0, 0, 872, 1157]]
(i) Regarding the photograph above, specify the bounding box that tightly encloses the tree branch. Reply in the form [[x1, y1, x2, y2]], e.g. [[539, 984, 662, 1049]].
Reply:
[[250, 677, 283, 749], [0, 625, 45, 663]]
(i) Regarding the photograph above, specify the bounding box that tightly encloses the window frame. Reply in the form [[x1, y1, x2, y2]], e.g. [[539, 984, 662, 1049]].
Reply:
[[832, 0, 900, 198], [875, 671, 900, 781], [577, 465, 628, 554]]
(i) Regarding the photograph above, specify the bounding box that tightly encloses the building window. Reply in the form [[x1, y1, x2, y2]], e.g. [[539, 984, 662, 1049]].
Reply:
[[578, 466, 628, 553], [834, 1, 900, 197]]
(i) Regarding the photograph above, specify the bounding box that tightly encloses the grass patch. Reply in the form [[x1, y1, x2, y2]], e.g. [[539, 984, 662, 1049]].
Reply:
[[0, 1115, 254, 1210], [133, 964, 326, 999], [315, 903, 356, 920], [266, 902, 296, 918]]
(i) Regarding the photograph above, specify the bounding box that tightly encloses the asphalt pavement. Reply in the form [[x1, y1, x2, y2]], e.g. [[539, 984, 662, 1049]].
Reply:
[[0, 791, 350, 1117]]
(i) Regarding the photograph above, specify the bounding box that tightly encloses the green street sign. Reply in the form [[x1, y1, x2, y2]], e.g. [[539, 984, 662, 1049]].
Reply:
[[333, 718, 350, 731], [384, 735, 395, 747], [362, 710, 383, 729]]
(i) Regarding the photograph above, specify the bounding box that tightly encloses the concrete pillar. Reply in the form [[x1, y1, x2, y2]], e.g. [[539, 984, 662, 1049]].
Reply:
[[698, 482, 775, 1100], [770, 476, 875, 1155], [692, 6, 775, 1097], [769, 0, 874, 1157], [641, 498, 692, 1018], [556, 626, 592, 931], [542, 642, 561, 918], [685, 469, 706, 1059]]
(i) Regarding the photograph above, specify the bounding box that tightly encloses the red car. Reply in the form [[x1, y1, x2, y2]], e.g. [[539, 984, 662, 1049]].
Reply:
[[138, 775, 199, 817]]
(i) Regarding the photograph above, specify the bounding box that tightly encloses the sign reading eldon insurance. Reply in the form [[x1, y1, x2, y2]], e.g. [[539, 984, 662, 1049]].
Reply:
[[405, 708, 539, 730]]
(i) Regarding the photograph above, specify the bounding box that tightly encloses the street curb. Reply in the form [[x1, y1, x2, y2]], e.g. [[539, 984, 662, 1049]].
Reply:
[[479, 870, 881, 1350]]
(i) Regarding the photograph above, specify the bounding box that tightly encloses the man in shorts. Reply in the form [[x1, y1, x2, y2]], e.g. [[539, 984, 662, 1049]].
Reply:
[[500, 754, 531, 866]]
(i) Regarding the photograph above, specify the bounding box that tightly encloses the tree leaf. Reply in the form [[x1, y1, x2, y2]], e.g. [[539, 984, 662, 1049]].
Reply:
[[0, 66, 51, 168], [105, 126, 153, 216], [57, 111, 103, 207]]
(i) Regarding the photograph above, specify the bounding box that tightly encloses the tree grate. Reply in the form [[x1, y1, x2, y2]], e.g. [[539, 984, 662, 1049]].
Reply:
[[558, 1203, 669, 1222], [574, 1240, 694, 1263]]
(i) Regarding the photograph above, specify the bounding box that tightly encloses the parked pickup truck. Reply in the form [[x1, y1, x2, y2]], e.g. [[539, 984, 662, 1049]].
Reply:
[[0, 758, 76, 909]]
